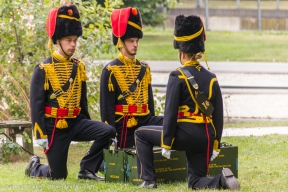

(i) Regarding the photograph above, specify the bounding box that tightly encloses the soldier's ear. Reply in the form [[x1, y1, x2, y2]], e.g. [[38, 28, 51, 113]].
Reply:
[[180, 52, 185, 59]]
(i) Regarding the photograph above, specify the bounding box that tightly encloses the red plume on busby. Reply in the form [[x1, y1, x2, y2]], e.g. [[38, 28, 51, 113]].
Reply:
[[110, 7, 143, 47], [173, 15, 206, 53], [46, 4, 82, 44]]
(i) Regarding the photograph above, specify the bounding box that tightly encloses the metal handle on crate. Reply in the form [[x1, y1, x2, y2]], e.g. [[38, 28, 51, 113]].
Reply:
[[221, 142, 232, 147], [109, 138, 118, 153], [123, 149, 135, 157]]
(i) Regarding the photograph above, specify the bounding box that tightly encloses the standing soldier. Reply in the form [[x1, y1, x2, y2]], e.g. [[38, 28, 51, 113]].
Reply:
[[100, 7, 163, 149], [134, 15, 240, 190], [25, 3, 115, 180]]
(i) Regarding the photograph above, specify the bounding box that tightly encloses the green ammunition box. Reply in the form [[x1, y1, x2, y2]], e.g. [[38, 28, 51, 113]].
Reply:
[[125, 148, 187, 185], [103, 142, 238, 184], [103, 148, 127, 183], [124, 149, 140, 184], [208, 142, 238, 178]]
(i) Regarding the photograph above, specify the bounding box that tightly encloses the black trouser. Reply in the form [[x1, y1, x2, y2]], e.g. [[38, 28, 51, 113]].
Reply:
[[134, 124, 222, 189], [115, 115, 163, 148], [30, 117, 116, 179]]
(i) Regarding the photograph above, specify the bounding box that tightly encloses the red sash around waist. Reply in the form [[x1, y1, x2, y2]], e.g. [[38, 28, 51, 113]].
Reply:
[[115, 104, 147, 114], [45, 106, 81, 118]]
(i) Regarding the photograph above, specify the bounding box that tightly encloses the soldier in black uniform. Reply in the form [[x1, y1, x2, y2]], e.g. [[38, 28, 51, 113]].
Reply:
[[24, 3, 115, 180], [99, 7, 163, 149], [135, 15, 240, 190]]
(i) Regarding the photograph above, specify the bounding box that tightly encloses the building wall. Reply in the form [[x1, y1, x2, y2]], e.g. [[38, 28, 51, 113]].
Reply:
[[167, 8, 288, 31]]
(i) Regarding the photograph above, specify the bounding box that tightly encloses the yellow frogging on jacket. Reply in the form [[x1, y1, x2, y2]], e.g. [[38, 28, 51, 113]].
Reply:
[[107, 53, 151, 106], [38, 52, 87, 129]]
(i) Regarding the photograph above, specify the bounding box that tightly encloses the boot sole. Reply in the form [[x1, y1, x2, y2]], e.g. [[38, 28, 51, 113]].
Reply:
[[222, 168, 240, 190]]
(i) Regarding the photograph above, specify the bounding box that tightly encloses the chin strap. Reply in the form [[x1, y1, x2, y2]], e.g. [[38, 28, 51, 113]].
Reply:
[[117, 38, 136, 57], [59, 42, 72, 58]]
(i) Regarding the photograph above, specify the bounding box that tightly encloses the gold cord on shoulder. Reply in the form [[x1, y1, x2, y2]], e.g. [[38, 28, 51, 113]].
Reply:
[[204, 52, 210, 71], [39, 63, 50, 90]]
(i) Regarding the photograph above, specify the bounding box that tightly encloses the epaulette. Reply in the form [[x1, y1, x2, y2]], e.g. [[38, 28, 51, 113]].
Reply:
[[71, 56, 79, 63], [39, 62, 45, 69], [140, 60, 148, 67], [38, 57, 53, 70], [38, 62, 53, 70], [38, 62, 52, 90]]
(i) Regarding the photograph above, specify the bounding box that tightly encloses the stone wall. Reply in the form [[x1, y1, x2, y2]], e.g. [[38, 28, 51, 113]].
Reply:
[[167, 8, 288, 31]]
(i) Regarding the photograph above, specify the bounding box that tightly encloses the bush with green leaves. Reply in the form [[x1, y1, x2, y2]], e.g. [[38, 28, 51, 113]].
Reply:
[[0, 129, 23, 163], [0, 0, 172, 162], [0, 0, 122, 161], [0, 0, 122, 121], [153, 89, 166, 116]]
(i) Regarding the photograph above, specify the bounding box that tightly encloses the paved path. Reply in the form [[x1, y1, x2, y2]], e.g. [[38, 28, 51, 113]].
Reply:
[[95, 60, 288, 74], [146, 61, 288, 74], [222, 126, 288, 136]]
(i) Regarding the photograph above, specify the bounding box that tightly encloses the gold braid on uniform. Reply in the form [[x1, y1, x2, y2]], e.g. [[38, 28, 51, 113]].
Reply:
[[39, 51, 87, 128], [107, 53, 151, 127], [183, 60, 202, 71]]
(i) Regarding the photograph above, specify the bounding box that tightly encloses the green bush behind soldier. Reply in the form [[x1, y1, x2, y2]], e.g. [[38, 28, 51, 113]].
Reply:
[[99, 7, 163, 149], [134, 15, 240, 190], [25, 3, 115, 180]]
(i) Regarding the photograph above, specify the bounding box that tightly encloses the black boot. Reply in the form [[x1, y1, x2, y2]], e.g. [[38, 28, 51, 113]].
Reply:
[[78, 169, 104, 181], [138, 180, 157, 188], [25, 156, 40, 176], [221, 168, 240, 190]]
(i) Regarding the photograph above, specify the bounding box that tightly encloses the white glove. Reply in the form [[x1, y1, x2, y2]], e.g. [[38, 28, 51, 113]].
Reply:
[[36, 138, 49, 149], [161, 148, 171, 159], [110, 137, 118, 150], [210, 150, 219, 161], [113, 137, 118, 143]]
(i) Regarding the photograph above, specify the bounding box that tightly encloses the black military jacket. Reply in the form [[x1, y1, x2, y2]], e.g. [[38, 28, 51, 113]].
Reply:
[[161, 63, 223, 151], [30, 52, 90, 139], [99, 54, 155, 128]]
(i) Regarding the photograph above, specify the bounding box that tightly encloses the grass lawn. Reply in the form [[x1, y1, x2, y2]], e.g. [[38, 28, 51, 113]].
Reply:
[[224, 120, 288, 128], [0, 135, 287, 192], [98, 29, 288, 62]]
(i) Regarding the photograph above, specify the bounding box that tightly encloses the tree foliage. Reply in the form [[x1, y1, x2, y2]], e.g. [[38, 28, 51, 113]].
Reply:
[[0, 0, 122, 121], [121, 0, 178, 26]]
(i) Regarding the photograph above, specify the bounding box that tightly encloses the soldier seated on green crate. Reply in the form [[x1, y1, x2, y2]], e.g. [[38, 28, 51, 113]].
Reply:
[[134, 15, 240, 190]]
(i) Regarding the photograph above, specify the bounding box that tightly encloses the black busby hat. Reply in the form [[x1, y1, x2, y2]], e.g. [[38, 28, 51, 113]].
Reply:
[[46, 4, 82, 44], [110, 7, 143, 47], [173, 15, 205, 53]]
